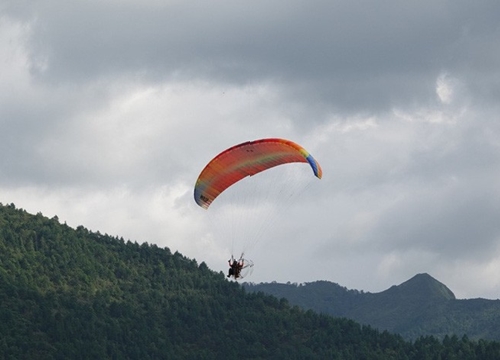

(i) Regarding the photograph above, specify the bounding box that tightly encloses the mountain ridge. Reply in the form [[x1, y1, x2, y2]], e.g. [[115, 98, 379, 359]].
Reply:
[[384, 273, 456, 300]]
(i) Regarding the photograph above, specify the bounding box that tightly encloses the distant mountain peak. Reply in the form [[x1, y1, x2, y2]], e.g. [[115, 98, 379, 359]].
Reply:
[[391, 273, 456, 301]]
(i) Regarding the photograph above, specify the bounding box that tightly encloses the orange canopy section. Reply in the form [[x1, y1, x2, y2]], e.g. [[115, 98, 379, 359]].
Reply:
[[194, 138, 322, 209]]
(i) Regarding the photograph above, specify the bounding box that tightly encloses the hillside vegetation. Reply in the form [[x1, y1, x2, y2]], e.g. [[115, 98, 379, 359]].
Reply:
[[1, 203, 500, 359]]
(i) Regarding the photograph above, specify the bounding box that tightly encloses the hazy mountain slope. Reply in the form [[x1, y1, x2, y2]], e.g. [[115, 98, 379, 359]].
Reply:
[[244, 274, 500, 340]]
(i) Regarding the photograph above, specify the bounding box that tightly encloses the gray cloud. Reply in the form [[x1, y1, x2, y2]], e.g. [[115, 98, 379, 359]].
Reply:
[[1, 0, 500, 299], [7, 1, 498, 113]]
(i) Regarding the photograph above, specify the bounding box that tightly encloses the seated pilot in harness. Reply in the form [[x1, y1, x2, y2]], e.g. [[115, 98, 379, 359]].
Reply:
[[227, 257, 244, 279]]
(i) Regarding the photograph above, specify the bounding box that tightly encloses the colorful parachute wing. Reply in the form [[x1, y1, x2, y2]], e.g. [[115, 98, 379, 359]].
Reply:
[[194, 138, 322, 209]]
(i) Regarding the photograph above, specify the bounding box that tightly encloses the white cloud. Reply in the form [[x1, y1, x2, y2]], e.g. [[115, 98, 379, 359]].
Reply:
[[436, 73, 455, 104]]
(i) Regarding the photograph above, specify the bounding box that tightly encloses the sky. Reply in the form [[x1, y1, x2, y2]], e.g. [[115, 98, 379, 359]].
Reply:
[[1, 0, 500, 299]]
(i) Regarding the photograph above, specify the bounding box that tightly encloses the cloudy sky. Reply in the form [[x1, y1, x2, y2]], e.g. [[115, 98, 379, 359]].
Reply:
[[2, 0, 500, 299]]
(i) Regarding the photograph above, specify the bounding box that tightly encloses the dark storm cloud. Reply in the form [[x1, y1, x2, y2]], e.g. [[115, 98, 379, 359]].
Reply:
[[8, 0, 499, 115]]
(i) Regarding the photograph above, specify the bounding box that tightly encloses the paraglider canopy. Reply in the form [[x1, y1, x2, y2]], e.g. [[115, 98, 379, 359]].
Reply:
[[194, 138, 322, 209]]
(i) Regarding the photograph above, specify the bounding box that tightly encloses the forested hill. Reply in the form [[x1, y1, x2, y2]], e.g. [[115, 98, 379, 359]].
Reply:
[[244, 275, 500, 341], [1, 204, 500, 359]]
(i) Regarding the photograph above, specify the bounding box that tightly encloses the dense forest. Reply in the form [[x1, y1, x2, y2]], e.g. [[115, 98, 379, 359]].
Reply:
[[1, 203, 500, 359]]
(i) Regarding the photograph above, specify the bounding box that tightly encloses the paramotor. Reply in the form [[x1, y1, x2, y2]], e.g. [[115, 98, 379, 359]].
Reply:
[[194, 138, 322, 280]]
